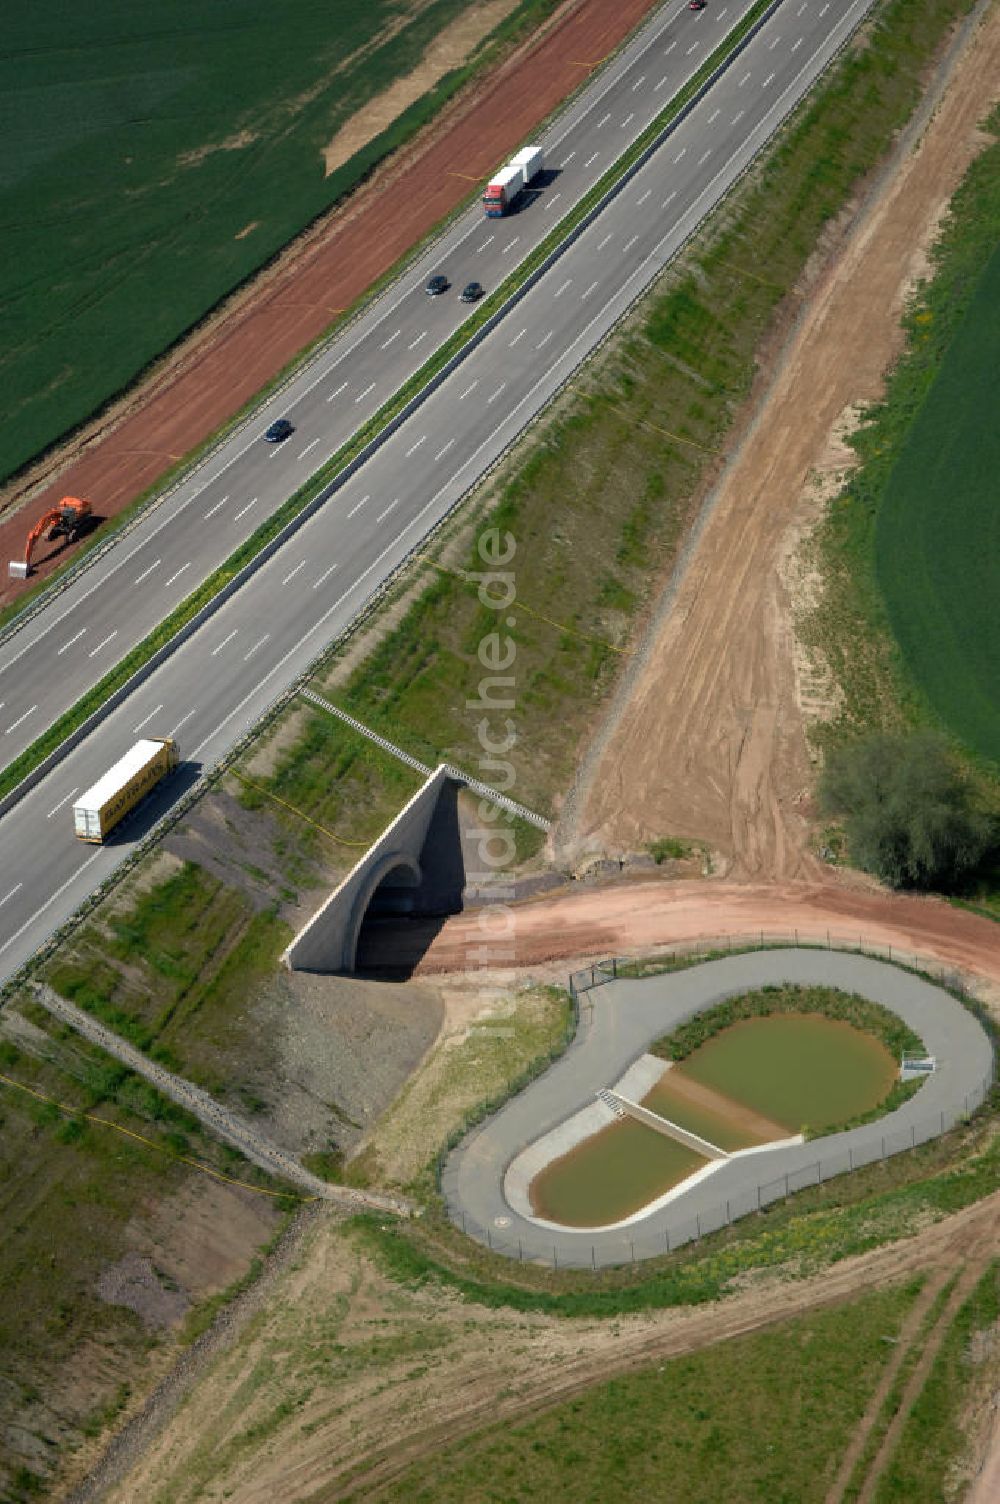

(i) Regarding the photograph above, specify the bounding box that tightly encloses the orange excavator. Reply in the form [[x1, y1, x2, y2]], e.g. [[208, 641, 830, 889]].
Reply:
[[8, 497, 92, 580]]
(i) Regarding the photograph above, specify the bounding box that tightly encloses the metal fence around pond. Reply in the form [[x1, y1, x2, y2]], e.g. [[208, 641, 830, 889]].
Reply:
[[568, 932, 978, 1003], [440, 1065, 993, 1270], [443, 932, 996, 1270]]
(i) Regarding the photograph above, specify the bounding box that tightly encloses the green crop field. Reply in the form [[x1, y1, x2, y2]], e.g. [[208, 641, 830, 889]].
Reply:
[[0, 0, 533, 483], [874, 242, 1000, 767], [376, 1284, 920, 1504]]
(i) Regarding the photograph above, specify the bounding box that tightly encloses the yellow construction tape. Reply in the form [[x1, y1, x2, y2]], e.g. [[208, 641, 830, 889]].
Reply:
[[0, 1069, 317, 1201], [227, 768, 368, 848], [417, 555, 629, 655], [716, 258, 799, 295], [624, 410, 722, 455]]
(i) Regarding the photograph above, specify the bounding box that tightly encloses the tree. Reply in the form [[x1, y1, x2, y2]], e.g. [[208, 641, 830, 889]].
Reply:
[[820, 731, 994, 891]]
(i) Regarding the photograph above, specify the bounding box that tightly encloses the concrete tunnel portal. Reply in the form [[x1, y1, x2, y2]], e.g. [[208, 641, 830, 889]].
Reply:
[[282, 768, 469, 975]]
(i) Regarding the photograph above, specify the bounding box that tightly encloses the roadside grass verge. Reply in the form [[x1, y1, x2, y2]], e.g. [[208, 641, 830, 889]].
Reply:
[[801, 103, 1000, 765], [364, 1283, 920, 1504], [231, 710, 425, 879], [0, 1014, 284, 1499], [871, 1260, 1000, 1503], [41, 859, 292, 1099]]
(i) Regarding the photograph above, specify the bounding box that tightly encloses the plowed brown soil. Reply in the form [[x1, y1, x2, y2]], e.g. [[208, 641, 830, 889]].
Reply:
[[563, 1, 1000, 881], [0, 0, 659, 604]]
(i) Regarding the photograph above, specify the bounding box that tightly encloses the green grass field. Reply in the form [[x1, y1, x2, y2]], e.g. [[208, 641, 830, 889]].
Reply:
[[872, 1262, 1000, 1503], [0, 1016, 283, 1501], [874, 241, 1000, 767], [44, 859, 291, 1098], [807, 101, 1000, 780], [372, 1283, 919, 1504], [0, 0, 543, 482]]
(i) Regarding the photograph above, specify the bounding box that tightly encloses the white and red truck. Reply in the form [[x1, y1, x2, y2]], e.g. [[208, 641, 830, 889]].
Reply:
[[482, 145, 545, 217]]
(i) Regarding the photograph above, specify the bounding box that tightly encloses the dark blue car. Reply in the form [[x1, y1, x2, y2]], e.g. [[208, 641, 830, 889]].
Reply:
[[264, 418, 294, 443]]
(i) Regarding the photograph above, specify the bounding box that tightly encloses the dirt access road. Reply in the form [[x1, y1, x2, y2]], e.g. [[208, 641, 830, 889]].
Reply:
[[418, 878, 1000, 999], [0, 0, 659, 605], [561, 0, 1000, 882]]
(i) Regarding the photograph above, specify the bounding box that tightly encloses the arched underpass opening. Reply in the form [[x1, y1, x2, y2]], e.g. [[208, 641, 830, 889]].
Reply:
[[350, 853, 450, 978], [350, 778, 470, 977]]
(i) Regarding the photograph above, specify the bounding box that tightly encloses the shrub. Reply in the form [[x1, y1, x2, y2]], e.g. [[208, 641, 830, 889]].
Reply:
[[820, 732, 995, 890]]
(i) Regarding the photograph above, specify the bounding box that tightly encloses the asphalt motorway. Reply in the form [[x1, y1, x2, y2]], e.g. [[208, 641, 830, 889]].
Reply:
[[0, 0, 760, 770], [0, 0, 878, 982]]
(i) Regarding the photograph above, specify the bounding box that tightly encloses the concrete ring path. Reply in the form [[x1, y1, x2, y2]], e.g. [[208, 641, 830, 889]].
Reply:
[[441, 949, 994, 1267]]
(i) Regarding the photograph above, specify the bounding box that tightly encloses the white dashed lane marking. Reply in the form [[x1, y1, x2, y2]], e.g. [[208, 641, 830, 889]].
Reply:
[[5, 706, 36, 735], [46, 791, 77, 821], [132, 703, 163, 733], [89, 631, 117, 658]]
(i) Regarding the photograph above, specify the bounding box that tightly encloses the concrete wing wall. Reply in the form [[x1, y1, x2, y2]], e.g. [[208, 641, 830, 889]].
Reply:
[[282, 764, 457, 974]]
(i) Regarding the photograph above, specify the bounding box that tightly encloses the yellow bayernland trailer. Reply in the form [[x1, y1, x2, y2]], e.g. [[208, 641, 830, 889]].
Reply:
[[72, 737, 179, 842]]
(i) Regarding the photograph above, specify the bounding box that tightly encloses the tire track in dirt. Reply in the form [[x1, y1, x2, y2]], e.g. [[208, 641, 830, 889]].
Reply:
[[321, 1195, 1000, 1501], [842, 1240, 998, 1504], [823, 1265, 956, 1504]]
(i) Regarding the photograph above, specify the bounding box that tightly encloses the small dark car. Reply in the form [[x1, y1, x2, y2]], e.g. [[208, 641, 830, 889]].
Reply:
[[688, 1, 706, 10], [425, 274, 449, 295], [460, 281, 484, 304], [264, 418, 294, 443]]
